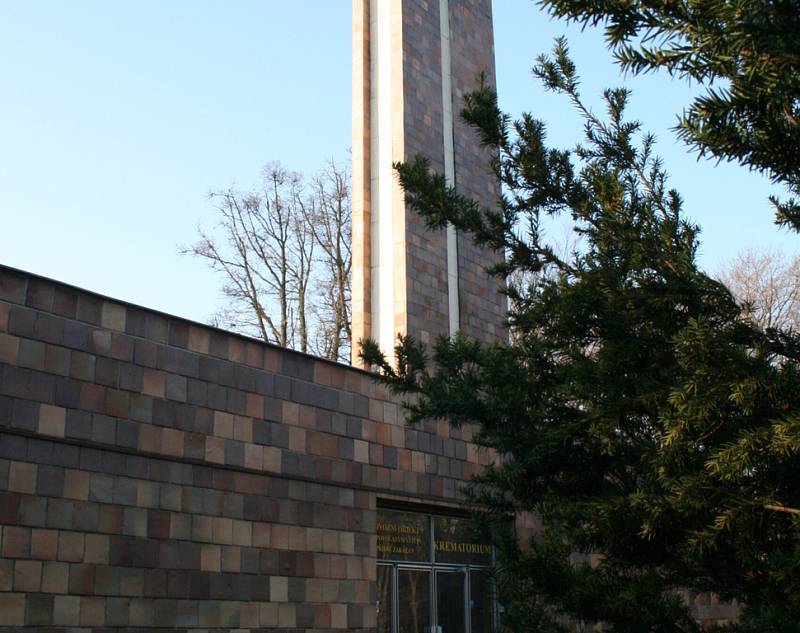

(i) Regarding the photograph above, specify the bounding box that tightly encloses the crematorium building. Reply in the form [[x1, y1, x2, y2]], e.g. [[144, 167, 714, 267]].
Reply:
[[0, 1, 509, 630]]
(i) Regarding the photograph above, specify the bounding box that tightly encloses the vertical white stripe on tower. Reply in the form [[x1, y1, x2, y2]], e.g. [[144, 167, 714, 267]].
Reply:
[[439, 0, 460, 336], [370, 0, 397, 358]]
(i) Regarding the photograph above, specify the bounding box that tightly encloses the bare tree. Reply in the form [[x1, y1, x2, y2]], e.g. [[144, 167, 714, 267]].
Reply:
[[289, 183, 315, 354], [182, 163, 303, 345], [305, 161, 352, 362], [717, 248, 800, 331], [183, 160, 352, 361]]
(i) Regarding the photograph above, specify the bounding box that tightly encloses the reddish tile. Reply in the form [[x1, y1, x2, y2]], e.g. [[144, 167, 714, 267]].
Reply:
[[0, 593, 25, 625], [161, 428, 184, 457], [79, 596, 105, 626], [188, 326, 210, 354], [2, 527, 30, 558], [69, 564, 96, 594], [63, 470, 90, 501], [246, 393, 264, 418], [0, 333, 19, 364], [315, 604, 332, 628], [142, 369, 165, 398], [80, 383, 106, 412], [138, 424, 162, 453], [31, 528, 59, 560], [205, 436, 225, 464]]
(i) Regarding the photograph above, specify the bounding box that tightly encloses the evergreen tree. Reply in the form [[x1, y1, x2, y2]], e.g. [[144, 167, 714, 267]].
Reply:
[[362, 41, 800, 631], [539, 0, 800, 230]]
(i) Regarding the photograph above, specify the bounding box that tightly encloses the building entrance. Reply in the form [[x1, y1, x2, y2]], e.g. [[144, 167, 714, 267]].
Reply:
[[376, 509, 494, 633]]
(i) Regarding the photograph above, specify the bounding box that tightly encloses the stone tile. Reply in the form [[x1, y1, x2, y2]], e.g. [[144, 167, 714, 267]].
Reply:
[[188, 326, 210, 354], [244, 443, 263, 470], [233, 416, 252, 442], [214, 411, 234, 438], [142, 369, 165, 398], [42, 346, 70, 379], [69, 563, 96, 594], [278, 603, 296, 628], [259, 602, 279, 626], [270, 575, 288, 602], [0, 558, 11, 591], [166, 373, 188, 402], [52, 286, 78, 318], [101, 302, 126, 332], [205, 436, 225, 464], [119, 363, 143, 392], [2, 526, 30, 558], [36, 464, 65, 496], [0, 592, 26, 625], [162, 428, 184, 457], [53, 594, 81, 625], [58, 531, 85, 562], [8, 461, 36, 494], [232, 520, 252, 546], [41, 561, 69, 593], [13, 559, 42, 592], [263, 446, 282, 472], [220, 545, 240, 572], [79, 596, 105, 626], [200, 544, 221, 572], [30, 528, 59, 560], [105, 596, 131, 626], [0, 333, 20, 364], [84, 533, 109, 564], [134, 339, 158, 367], [26, 280, 53, 310], [38, 403, 66, 437]]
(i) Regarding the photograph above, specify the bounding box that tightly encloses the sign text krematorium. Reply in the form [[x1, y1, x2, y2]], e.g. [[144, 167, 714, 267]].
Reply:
[[377, 510, 492, 565]]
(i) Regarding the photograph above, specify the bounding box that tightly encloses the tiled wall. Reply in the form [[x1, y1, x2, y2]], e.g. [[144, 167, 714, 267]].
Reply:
[[401, 0, 506, 346], [0, 265, 493, 630], [448, 0, 507, 343], [351, 0, 507, 353]]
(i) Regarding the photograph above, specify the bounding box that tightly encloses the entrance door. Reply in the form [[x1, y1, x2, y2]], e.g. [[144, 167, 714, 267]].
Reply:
[[398, 568, 430, 633], [435, 569, 466, 633]]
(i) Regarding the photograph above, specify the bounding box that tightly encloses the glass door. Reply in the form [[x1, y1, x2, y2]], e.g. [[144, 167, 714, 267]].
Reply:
[[376, 508, 495, 633], [378, 564, 394, 633], [398, 568, 430, 633], [435, 569, 466, 633]]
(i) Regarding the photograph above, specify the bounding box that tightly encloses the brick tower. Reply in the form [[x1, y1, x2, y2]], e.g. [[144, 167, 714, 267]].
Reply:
[[352, 0, 506, 363]]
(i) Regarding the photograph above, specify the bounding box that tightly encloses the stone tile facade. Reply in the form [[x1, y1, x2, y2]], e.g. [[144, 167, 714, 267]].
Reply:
[[0, 265, 493, 630], [352, 0, 506, 357], [448, 0, 506, 343]]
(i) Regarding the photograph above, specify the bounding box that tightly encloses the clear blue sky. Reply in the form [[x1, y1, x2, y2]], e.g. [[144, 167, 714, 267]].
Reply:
[[1, 1, 795, 324]]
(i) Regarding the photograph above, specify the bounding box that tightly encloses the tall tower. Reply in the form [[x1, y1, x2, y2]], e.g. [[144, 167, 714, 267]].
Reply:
[[352, 0, 506, 362]]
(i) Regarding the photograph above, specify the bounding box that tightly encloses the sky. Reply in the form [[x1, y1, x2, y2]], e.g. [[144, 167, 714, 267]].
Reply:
[[1, 1, 796, 325]]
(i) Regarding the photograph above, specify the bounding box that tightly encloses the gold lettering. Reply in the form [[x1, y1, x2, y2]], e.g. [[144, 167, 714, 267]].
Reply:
[[433, 540, 491, 557]]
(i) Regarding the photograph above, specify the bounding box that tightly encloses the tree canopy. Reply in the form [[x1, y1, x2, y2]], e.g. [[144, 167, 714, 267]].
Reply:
[[539, 0, 800, 230], [362, 40, 800, 631]]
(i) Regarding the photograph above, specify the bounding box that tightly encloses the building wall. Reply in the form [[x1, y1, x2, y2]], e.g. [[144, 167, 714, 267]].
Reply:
[[352, 0, 506, 356], [0, 265, 491, 630], [448, 0, 506, 343]]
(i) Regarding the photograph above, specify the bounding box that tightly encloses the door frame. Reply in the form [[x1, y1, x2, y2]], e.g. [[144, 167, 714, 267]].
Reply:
[[378, 561, 482, 633]]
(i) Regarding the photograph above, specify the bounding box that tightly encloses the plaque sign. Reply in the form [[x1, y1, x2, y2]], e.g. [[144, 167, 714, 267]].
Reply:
[[433, 515, 492, 565], [377, 510, 492, 565], [377, 510, 431, 562]]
